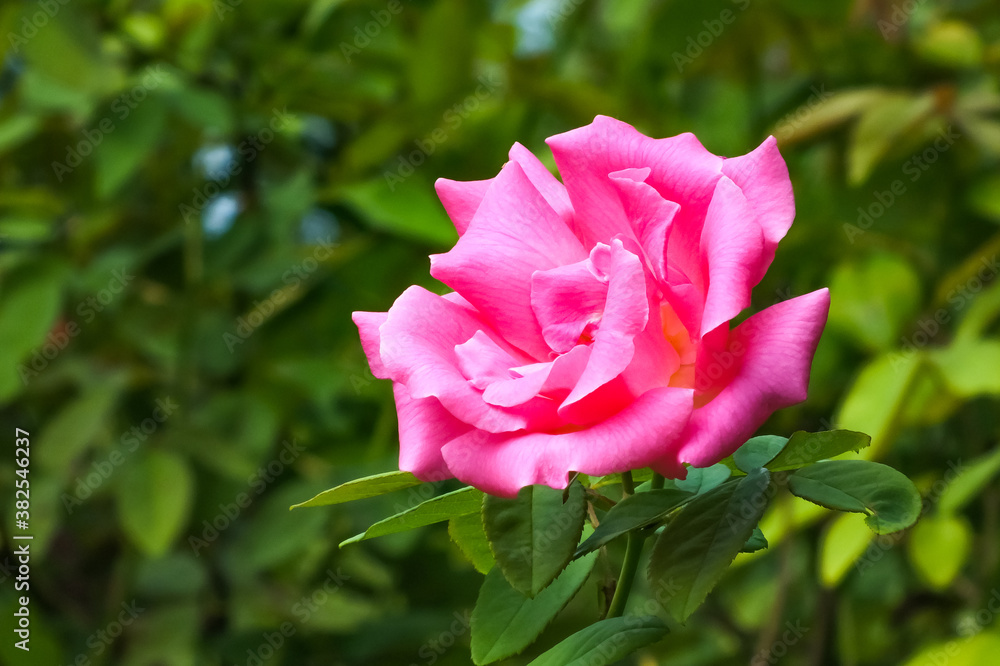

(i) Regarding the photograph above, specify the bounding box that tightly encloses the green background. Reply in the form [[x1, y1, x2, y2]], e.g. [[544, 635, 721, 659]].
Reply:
[[2, 0, 1000, 664]]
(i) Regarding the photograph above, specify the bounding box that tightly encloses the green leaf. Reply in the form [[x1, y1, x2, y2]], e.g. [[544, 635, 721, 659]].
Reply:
[[908, 514, 971, 590], [766, 430, 872, 471], [819, 512, 874, 587], [914, 20, 983, 69], [787, 460, 921, 534], [483, 482, 586, 598], [340, 486, 483, 546], [338, 176, 457, 246], [95, 94, 169, 199], [471, 552, 597, 665], [648, 468, 773, 622], [449, 511, 495, 574], [741, 527, 768, 554], [847, 92, 936, 184], [902, 630, 1000, 666], [35, 384, 121, 473], [0, 261, 66, 400], [290, 470, 422, 509], [837, 352, 924, 459], [937, 447, 1000, 515], [525, 616, 668, 666], [930, 340, 1000, 397], [117, 449, 194, 557], [575, 489, 692, 557], [675, 463, 731, 494], [828, 253, 923, 351], [732, 436, 788, 473]]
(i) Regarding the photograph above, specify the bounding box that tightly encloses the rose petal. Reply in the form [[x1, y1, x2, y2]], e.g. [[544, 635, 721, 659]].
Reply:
[[609, 168, 680, 283], [722, 136, 795, 281], [394, 384, 469, 481], [352, 311, 389, 379], [509, 142, 573, 221], [699, 177, 766, 336], [560, 241, 649, 415], [435, 178, 492, 237], [380, 286, 537, 433], [430, 161, 588, 359], [547, 116, 723, 280], [673, 288, 831, 468], [531, 259, 608, 354], [441, 386, 695, 496]]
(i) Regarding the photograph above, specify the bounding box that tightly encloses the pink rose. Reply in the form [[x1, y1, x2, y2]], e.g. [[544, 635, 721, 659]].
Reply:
[[354, 116, 829, 497]]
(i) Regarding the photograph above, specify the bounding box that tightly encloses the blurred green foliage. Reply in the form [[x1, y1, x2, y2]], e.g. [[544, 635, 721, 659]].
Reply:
[[1, 0, 1000, 664]]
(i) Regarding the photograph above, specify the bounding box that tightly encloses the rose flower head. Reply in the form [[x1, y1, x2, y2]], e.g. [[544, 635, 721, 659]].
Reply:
[[354, 116, 829, 497]]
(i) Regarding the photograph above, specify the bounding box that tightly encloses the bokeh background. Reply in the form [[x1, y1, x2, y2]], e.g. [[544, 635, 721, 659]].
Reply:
[[2, 0, 1000, 664]]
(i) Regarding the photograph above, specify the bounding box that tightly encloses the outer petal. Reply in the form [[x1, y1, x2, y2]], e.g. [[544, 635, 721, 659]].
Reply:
[[698, 177, 766, 336], [721, 136, 795, 281], [394, 384, 469, 481], [671, 288, 831, 469], [352, 311, 389, 379], [509, 142, 574, 221], [435, 178, 492, 236], [430, 161, 588, 359], [440, 386, 695, 497], [379, 286, 537, 433]]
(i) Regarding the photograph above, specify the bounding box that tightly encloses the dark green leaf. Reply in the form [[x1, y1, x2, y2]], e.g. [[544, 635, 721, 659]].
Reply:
[[526, 616, 668, 666], [483, 482, 586, 598], [290, 470, 422, 509], [675, 463, 731, 494], [648, 468, 772, 622], [340, 486, 483, 546], [449, 511, 495, 574], [471, 552, 597, 665], [787, 460, 921, 534], [732, 435, 788, 473], [766, 430, 871, 472], [741, 527, 768, 553], [575, 489, 692, 557]]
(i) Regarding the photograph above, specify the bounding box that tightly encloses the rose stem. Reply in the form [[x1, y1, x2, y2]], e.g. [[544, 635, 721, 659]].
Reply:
[[606, 470, 642, 619]]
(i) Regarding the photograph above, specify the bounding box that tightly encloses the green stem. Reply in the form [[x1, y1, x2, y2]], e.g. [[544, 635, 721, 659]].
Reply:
[[651, 472, 665, 490], [606, 470, 641, 619], [621, 469, 636, 496], [607, 527, 643, 618]]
